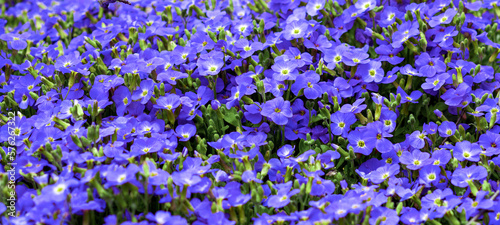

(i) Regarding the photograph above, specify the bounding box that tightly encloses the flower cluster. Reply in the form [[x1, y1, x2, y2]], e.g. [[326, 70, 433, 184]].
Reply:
[[1, 0, 500, 224]]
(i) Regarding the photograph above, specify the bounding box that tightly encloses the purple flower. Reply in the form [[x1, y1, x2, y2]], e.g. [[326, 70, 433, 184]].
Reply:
[[132, 79, 155, 104], [425, 149, 451, 166], [0, 33, 29, 50], [369, 207, 399, 225], [421, 73, 449, 91], [396, 87, 422, 104], [324, 45, 348, 68], [291, 71, 323, 99], [175, 124, 196, 142], [130, 137, 162, 156], [375, 44, 404, 65], [146, 211, 188, 225], [415, 53, 446, 77], [330, 111, 356, 137], [391, 22, 419, 48], [418, 165, 441, 187], [401, 208, 423, 224], [369, 164, 400, 184], [453, 141, 482, 162], [408, 130, 429, 149], [14, 74, 41, 93], [317, 150, 340, 169], [197, 51, 224, 76], [41, 179, 79, 203], [343, 48, 369, 66], [364, 121, 394, 153], [283, 47, 312, 67], [459, 191, 494, 219], [225, 85, 246, 109], [285, 122, 310, 141], [309, 176, 336, 196], [271, 59, 299, 81], [228, 194, 252, 207], [303, 32, 332, 51], [438, 121, 456, 137], [306, 0, 325, 16], [357, 61, 384, 83], [154, 94, 181, 110], [327, 202, 351, 220], [171, 171, 201, 187], [478, 131, 500, 156], [54, 51, 86, 74], [233, 22, 253, 37], [379, 6, 403, 27], [348, 130, 374, 155], [441, 83, 472, 107], [244, 102, 263, 124], [266, 183, 300, 208], [260, 97, 293, 125], [340, 98, 367, 114], [241, 170, 262, 183], [421, 188, 454, 209], [354, 0, 376, 11], [277, 144, 294, 158], [380, 109, 397, 132], [429, 8, 457, 27], [451, 165, 487, 188], [400, 64, 421, 77], [331, 77, 353, 98], [399, 150, 430, 170], [191, 32, 215, 52], [434, 26, 458, 47], [0, 202, 5, 215], [171, 46, 196, 65], [283, 20, 309, 40], [104, 164, 140, 188], [158, 70, 188, 85], [185, 85, 214, 106], [487, 207, 500, 225], [423, 122, 438, 135], [234, 39, 263, 58]]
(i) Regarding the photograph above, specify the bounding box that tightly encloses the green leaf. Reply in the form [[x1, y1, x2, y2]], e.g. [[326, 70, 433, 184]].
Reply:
[[221, 106, 241, 127]]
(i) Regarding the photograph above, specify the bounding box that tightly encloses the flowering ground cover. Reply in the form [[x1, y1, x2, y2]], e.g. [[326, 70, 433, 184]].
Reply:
[[1, 0, 500, 224]]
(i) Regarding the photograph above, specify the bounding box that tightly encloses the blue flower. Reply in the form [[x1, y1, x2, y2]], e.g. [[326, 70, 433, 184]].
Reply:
[[357, 60, 384, 83], [348, 130, 374, 155], [41, 179, 79, 203], [283, 20, 309, 40], [0, 33, 29, 50], [451, 165, 487, 188], [421, 73, 449, 91], [130, 137, 162, 156], [453, 141, 482, 162], [154, 94, 181, 110], [266, 182, 300, 208], [419, 165, 441, 187], [438, 121, 456, 137], [415, 53, 446, 77], [271, 58, 299, 81], [364, 121, 394, 153], [260, 97, 293, 125], [399, 150, 430, 170], [429, 8, 457, 27], [330, 111, 356, 137], [291, 71, 323, 99], [132, 79, 155, 104], [197, 51, 224, 76], [175, 124, 197, 142]]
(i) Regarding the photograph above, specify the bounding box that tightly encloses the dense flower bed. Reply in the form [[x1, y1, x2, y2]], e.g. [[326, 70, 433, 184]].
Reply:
[[1, 0, 500, 224]]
